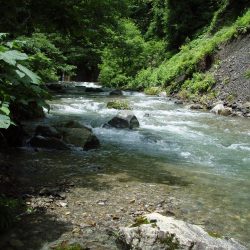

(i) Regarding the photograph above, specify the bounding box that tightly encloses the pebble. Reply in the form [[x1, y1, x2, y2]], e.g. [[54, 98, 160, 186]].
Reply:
[[57, 201, 68, 207]]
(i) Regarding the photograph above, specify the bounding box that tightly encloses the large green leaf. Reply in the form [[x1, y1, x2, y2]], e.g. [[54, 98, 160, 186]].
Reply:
[[17, 64, 41, 84], [0, 114, 11, 129], [0, 102, 10, 116], [0, 50, 28, 66], [15, 69, 26, 79]]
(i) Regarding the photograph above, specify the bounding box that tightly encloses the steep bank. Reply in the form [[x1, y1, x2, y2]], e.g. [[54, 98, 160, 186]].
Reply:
[[212, 34, 250, 105]]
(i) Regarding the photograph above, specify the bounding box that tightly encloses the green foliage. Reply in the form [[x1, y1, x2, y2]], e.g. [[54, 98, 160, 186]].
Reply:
[[13, 33, 76, 82], [134, 10, 250, 89], [245, 70, 250, 79], [99, 19, 165, 88], [146, 0, 220, 50], [0, 36, 49, 128], [130, 216, 150, 227], [160, 233, 180, 249], [144, 87, 162, 95], [182, 73, 216, 94], [107, 100, 131, 110]]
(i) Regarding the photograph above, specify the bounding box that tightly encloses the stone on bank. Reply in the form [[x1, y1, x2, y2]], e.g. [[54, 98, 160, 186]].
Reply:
[[118, 213, 246, 250]]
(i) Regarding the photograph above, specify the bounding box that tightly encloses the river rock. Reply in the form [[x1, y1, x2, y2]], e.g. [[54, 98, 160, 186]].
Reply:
[[105, 111, 139, 129], [110, 89, 123, 96], [119, 213, 246, 250], [188, 104, 204, 110], [35, 125, 61, 138], [29, 136, 69, 150], [175, 100, 184, 105], [211, 104, 232, 116], [59, 127, 100, 150], [158, 92, 167, 97]]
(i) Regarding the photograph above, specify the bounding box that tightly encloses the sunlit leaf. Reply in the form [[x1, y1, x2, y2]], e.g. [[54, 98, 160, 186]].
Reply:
[[17, 64, 41, 84], [0, 50, 28, 66], [0, 114, 11, 129], [15, 69, 26, 79]]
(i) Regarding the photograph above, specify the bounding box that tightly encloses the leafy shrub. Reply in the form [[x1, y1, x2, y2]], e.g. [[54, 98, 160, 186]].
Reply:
[[13, 33, 76, 82], [134, 10, 250, 88], [182, 73, 216, 94], [0, 34, 49, 128]]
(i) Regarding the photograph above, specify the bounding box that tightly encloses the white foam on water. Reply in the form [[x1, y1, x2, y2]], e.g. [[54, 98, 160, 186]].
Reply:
[[74, 82, 102, 88], [228, 143, 250, 152], [181, 152, 192, 158]]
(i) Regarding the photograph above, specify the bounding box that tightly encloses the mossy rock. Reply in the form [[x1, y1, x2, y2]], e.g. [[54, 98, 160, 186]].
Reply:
[[107, 100, 132, 110], [144, 87, 162, 95]]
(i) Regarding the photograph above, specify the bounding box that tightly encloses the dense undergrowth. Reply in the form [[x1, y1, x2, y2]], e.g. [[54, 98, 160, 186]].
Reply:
[[98, 1, 250, 101], [130, 10, 250, 92]]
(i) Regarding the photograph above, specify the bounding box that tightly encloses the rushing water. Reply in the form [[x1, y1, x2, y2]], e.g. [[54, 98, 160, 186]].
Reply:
[[19, 82, 250, 247]]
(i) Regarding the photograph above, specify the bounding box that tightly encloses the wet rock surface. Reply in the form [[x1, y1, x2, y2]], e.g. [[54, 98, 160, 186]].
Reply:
[[29, 136, 70, 150], [110, 90, 123, 96], [29, 122, 100, 151], [105, 111, 140, 129]]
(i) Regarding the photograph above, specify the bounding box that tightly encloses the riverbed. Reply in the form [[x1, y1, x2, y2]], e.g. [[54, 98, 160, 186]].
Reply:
[[1, 82, 250, 249]]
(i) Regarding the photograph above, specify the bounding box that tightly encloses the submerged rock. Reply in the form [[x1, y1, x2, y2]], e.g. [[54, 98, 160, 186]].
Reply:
[[105, 111, 139, 129], [29, 136, 69, 150], [110, 89, 123, 96], [175, 100, 184, 105], [119, 213, 246, 250]]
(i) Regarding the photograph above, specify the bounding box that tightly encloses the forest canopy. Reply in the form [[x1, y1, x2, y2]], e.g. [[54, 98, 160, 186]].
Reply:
[[0, 0, 249, 128]]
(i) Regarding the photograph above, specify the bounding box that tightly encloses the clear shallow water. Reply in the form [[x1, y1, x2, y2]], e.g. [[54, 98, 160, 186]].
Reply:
[[36, 84, 250, 246]]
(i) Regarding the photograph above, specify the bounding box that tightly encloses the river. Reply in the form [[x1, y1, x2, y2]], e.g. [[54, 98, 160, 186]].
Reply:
[[4, 82, 250, 249]]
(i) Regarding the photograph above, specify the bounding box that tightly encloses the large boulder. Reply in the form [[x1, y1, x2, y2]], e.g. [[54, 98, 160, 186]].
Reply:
[[119, 213, 246, 250], [35, 125, 61, 139], [105, 112, 139, 129], [58, 127, 100, 150], [29, 136, 69, 150], [211, 103, 232, 116]]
